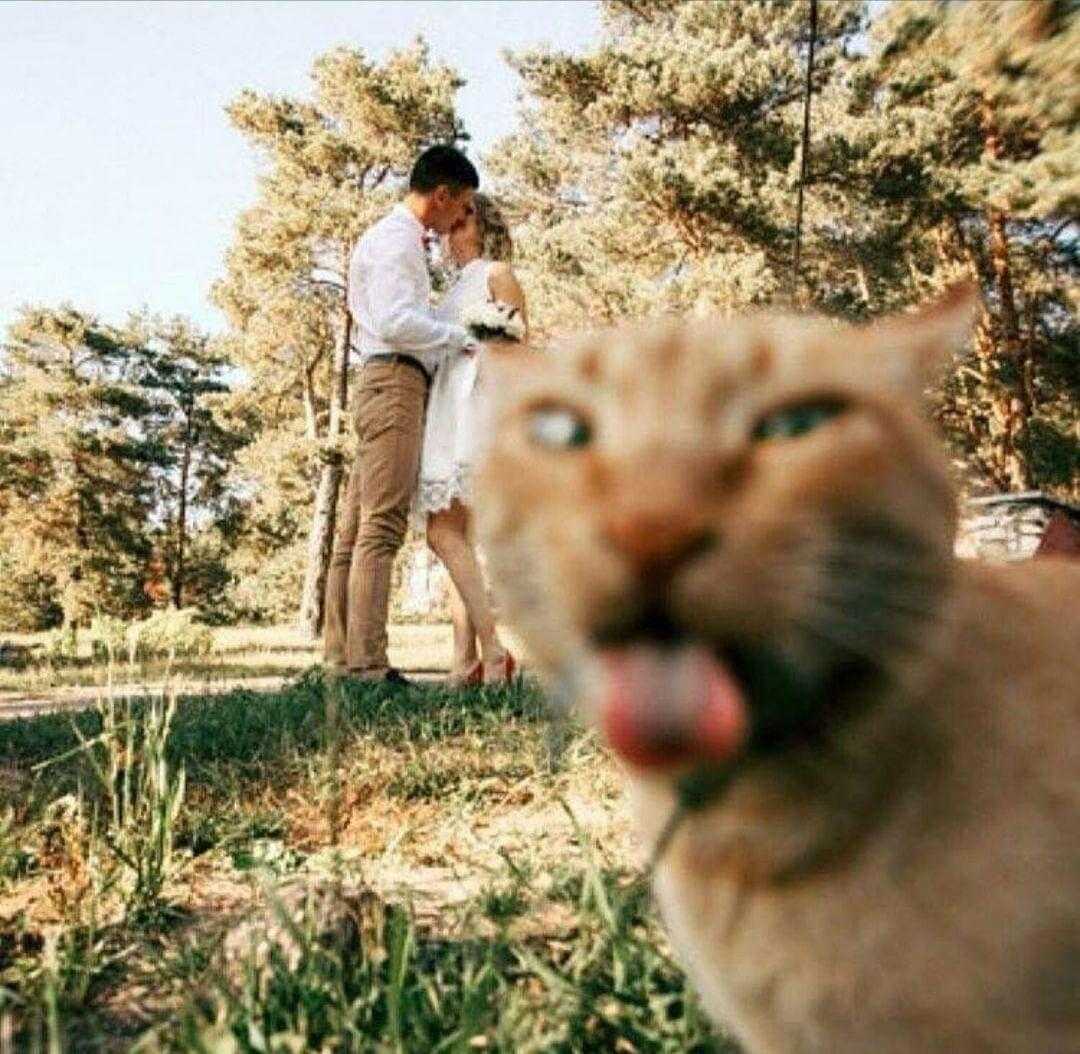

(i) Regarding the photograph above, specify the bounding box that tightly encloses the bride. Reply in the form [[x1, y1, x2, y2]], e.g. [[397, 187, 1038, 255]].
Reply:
[[416, 193, 526, 685]]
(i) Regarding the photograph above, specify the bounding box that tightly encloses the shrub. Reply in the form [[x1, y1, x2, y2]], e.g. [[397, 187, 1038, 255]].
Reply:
[[225, 542, 307, 625], [128, 609, 214, 662], [89, 614, 129, 661], [0, 549, 63, 632], [44, 625, 80, 662]]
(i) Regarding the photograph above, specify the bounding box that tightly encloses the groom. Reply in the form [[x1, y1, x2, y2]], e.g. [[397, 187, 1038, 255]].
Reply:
[[325, 144, 479, 685]]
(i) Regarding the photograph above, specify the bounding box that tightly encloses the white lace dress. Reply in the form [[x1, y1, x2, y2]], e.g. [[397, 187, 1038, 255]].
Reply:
[[414, 258, 495, 519]]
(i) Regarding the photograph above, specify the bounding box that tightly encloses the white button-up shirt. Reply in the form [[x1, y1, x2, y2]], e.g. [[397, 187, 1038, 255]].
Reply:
[[348, 202, 469, 376]]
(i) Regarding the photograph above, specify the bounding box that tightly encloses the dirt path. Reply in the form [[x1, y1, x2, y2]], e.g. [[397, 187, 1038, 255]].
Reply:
[[0, 669, 448, 721], [0, 625, 535, 721]]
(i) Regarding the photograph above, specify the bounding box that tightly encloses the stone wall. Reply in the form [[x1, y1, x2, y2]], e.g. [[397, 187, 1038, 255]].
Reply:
[[955, 493, 1080, 561]]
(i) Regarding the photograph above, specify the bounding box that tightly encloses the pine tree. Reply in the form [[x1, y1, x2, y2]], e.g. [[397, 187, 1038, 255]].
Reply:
[[0, 308, 252, 628], [0, 307, 163, 627], [490, 0, 1077, 496], [862, 0, 1079, 496], [128, 314, 251, 612], [488, 0, 867, 332]]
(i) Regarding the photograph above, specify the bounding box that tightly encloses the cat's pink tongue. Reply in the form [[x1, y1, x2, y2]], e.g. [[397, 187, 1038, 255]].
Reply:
[[598, 646, 748, 770]]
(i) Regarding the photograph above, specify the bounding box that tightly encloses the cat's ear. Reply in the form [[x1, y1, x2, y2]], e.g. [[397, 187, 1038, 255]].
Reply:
[[866, 283, 979, 395]]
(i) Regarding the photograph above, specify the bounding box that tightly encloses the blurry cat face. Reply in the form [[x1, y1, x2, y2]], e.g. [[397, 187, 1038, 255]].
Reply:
[[476, 290, 973, 776]]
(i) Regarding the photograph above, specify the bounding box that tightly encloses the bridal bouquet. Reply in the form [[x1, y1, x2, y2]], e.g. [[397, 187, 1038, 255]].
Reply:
[[460, 294, 527, 344]]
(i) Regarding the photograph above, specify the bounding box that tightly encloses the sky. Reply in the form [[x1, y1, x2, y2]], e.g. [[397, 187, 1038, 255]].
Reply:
[[0, 1, 601, 336]]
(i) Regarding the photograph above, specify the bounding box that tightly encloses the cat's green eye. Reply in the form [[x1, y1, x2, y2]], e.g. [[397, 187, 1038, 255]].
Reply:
[[526, 405, 593, 450], [751, 399, 846, 443]]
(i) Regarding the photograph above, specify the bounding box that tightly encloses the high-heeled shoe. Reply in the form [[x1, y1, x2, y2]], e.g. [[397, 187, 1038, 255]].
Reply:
[[447, 660, 482, 688], [482, 651, 518, 686]]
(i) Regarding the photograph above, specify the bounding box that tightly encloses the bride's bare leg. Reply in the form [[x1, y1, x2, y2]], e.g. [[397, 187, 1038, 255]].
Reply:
[[448, 581, 478, 677], [427, 502, 507, 672]]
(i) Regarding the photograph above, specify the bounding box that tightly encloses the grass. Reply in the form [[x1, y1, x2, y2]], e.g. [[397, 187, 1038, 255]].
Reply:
[[0, 664, 740, 1051]]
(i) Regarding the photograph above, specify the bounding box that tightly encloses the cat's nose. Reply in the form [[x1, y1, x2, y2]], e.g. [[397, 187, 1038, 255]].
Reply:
[[602, 510, 717, 580]]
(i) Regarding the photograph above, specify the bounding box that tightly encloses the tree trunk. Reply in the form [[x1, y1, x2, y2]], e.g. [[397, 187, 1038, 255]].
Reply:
[[986, 207, 1021, 355], [172, 422, 193, 609], [302, 364, 319, 441], [65, 350, 86, 633], [855, 262, 872, 310], [67, 469, 85, 633], [298, 460, 344, 638], [298, 269, 351, 638], [940, 213, 1026, 492], [986, 205, 1031, 490], [980, 97, 1030, 491]]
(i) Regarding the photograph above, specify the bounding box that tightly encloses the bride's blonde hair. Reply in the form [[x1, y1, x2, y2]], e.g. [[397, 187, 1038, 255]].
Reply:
[[473, 193, 513, 262]]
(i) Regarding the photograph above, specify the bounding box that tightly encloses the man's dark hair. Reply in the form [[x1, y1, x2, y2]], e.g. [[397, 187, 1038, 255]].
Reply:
[[409, 144, 479, 194]]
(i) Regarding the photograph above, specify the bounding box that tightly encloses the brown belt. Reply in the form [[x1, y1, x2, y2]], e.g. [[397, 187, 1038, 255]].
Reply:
[[362, 352, 431, 384]]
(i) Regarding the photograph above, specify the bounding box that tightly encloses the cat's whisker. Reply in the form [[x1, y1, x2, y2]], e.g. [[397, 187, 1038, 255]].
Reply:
[[816, 563, 949, 593], [794, 619, 911, 677], [790, 595, 935, 667], [812, 583, 959, 634], [803, 586, 950, 627], [816, 545, 949, 575], [804, 583, 939, 631], [816, 565, 948, 593]]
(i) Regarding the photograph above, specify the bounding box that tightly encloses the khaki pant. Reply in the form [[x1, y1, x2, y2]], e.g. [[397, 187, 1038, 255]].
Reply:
[[324, 359, 428, 675]]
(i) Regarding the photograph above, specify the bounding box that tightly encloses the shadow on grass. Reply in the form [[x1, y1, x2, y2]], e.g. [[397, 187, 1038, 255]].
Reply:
[[0, 660, 314, 693], [0, 670, 744, 1052], [143, 869, 739, 1054], [0, 670, 550, 790]]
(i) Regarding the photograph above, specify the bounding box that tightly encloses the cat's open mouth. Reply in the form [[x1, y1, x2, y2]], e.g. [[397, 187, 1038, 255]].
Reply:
[[591, 604, 871, 774], [591, 602, 751, 771], [597, 643, 749, 771]]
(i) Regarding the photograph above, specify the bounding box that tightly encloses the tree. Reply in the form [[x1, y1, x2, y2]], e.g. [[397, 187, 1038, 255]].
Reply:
[[859, 0, 1079, 496], [487, 0, 867, 333], [490, 0, 1077, 497], [0, 307, 163, 628], [216, 41, 467, 636], [0, 307, 251, 630], [129, 314, 251, 611]]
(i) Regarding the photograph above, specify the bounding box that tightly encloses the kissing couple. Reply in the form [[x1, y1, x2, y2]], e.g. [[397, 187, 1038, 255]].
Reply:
[[324, 145, 527, 688]]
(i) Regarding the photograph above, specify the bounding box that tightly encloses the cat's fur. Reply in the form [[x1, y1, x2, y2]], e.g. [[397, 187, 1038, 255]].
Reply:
[[475, 289, 1079, 1053]]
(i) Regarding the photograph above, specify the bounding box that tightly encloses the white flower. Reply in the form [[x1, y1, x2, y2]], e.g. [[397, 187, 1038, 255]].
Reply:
[[459, 293, 527, 343]]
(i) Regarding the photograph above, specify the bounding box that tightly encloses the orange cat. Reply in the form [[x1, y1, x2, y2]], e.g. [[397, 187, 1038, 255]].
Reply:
[[475, 288, 1080, 1053]]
